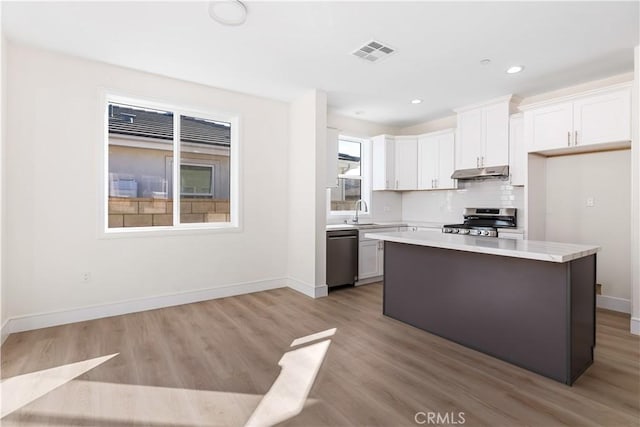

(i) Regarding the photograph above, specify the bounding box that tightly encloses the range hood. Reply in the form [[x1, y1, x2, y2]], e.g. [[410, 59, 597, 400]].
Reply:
[[451, 165, 509, 180]]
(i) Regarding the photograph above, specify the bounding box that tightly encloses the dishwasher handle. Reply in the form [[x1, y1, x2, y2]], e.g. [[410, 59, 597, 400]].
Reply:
[[328, 235, 357, 240]]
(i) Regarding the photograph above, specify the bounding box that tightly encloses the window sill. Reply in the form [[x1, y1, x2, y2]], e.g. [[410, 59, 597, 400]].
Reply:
[[99, 223, 241, 239]]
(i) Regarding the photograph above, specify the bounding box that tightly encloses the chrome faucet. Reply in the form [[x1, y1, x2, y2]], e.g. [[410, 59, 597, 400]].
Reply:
[[353, 199, 368, 223]]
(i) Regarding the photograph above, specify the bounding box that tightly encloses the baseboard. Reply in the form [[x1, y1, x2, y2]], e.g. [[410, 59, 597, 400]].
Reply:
[[287, 277, 328, 298], [1, 319, 10, 346], [631, 317, 640, 335], [356, 276, 383, 286], [6, 277, 288, 335], [596, 295, 631, 314]]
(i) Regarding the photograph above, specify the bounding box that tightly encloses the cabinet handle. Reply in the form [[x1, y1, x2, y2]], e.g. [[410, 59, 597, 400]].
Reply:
[[480, 156, 484, 167], [395, 179, 398, 189], [476, 157, 479, 167], [436, 178, 438, 188], [574, 130, 578, 146], [567, 131, 571, 147]]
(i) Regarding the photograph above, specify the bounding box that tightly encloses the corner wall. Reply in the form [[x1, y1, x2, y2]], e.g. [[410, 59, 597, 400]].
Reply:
[[3, 42, 291, 332], [632, 45, 639, 334], [0, 8, 7, 343], [288, 90, 328, 297]]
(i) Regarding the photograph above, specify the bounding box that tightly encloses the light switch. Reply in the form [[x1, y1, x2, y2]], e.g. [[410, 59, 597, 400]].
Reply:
[[586, 197, 595, 207]]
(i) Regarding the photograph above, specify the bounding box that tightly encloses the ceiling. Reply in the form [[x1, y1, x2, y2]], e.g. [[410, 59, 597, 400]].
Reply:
[[3, 1, 639, 127]]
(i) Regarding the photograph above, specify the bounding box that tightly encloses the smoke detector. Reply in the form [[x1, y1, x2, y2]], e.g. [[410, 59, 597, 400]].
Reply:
[[352, 40, 396, 63]]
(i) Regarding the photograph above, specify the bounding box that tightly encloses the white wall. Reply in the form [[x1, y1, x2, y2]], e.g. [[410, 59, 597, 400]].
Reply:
[[327, 113, 400, 139], [632, 45, 639, 333], [398, 114, 457, 136], [545, 151, 631, 302], [4, 42, 291, 324], [288, 90, 328, 297], [0, 9, 6, 342], [402, 180, 524, 225]]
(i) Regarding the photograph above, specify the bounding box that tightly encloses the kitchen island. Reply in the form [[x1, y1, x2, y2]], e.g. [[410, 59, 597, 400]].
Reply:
[[364, 231, 600, 385]]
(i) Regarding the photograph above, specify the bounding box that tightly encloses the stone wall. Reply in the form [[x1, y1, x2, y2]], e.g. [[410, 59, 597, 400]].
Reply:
[[108, 197, 230, 227]]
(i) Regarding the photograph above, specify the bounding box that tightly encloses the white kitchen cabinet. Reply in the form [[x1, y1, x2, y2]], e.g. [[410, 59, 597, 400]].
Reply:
[[572, 89, 631, 147], [418, 130, 456, 190], [394, 136, 418, 190], [357, 227, 398, 282], [326, 127, 339, 188], [358, 239, 380, 280], [482, 102, 510, 167], [371, 135, 395, 190], [509, 114, 525, 186], [456, 109, 483, 169], [524, 101, 574, 152], [524, 85, 631, 153], [455, 96, 512, 170]]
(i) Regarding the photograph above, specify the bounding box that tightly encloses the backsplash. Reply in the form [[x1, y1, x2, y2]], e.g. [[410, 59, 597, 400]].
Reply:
[[402, 179, 525, 225]]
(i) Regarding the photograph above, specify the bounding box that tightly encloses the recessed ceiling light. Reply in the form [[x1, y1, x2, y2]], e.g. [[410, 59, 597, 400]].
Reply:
[[480, 59, 491, 65], [506, 65, 525, 74], [411, 99, 423, 104], [208, 0, 247, 26]]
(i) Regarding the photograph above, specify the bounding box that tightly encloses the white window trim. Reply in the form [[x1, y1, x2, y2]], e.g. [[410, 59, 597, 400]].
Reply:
[[99, 91, 241, 237], [327, 136, 372, 220]]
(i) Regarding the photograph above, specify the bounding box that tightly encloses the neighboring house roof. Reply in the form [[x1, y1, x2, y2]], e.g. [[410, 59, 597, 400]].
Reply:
[[108, 104, 231, 146]]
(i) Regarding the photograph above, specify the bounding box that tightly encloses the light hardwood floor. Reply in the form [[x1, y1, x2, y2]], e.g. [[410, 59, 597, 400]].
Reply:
[[1, 283, 639, 426]]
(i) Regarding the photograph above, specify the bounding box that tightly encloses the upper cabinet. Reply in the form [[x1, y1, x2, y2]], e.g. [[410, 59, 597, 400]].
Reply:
[[523, 85, 632, 154], [326, 127, 339, 188], [455, 95, 512, 170], [418, 130, 456, 190], [394, 136, 418, 190], [509, 114, 525, 186], [372, 130, 456, 192], [371, 135, 395, 190]]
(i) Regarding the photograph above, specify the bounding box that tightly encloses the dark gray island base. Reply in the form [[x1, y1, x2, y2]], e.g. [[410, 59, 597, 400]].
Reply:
[[383, 241, 596, 385]]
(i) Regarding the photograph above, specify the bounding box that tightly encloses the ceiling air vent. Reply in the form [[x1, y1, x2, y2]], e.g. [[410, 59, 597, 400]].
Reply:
[[351, 40, 396, 63]]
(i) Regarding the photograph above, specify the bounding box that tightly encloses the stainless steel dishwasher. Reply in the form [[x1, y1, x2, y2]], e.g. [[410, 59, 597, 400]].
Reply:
[[326, 229, 359, 288]]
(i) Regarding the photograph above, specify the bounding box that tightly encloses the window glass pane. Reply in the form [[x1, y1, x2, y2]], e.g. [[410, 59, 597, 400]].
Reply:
[[331, 178, 361, 211], [107, 103, 173, 228], [179, 115, 231, 224], [338, 140, 361, 176]]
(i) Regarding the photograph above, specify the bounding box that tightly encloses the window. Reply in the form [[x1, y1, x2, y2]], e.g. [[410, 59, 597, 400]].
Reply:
[[329, 136, 370, 214], [105, 96, 238, 231]]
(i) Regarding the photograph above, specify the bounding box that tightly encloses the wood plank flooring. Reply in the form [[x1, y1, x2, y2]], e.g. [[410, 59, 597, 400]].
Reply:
[[1, 283, 638, 426]]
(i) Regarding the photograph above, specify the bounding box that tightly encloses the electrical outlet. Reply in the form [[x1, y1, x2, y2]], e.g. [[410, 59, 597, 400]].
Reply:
[[586, 197, 595, 207], [81, 272, 91, 284]]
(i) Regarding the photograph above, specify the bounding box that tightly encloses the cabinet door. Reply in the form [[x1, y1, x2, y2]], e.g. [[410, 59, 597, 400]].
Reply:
[[358, 240, 380, 280], [482, 102, 510, 167], [525, 102, 573, 152], [372, 135, 395, 190], [456, 109, 482, 170], [417, 135, 438, 190], [573, 89, 631, 147], [394, 137, 418, 190], [509, 115, 525, 186], [437, 132, 456, 189], [326, 128, 339, 188]]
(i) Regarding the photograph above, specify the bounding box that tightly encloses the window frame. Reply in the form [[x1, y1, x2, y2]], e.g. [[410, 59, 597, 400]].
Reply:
[[100, 92, 241, 237], [327, 135, 372, 220]]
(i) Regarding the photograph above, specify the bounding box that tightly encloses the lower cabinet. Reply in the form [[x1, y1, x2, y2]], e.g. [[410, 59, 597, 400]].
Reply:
[[357, 227, 398, 284], [358, 239, 383, 281]]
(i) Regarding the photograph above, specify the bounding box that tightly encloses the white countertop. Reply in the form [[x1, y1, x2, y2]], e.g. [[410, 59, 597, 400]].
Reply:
[[364, 231, 599, 263], [326, 222, 407, 231]]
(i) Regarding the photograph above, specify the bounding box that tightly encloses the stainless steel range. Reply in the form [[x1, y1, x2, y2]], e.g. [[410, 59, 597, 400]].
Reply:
[[442, 208, 517, 237]]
